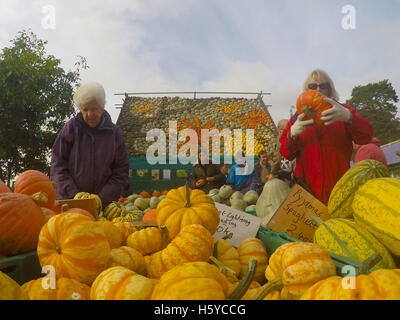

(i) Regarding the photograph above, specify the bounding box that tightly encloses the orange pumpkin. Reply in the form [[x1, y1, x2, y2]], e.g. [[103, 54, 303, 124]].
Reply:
[[108, 246, 147, 275], [127, 227, 167, 256], [238, 238, 268, 283], [113, 222, 138, 245], [142, 208, 158, 223], [41, 207, 57, 222], [300, 268, 400, 300], [157, 184, 220, 239], [161, 190, 169, 195], [14, 170, 56, 209], [145, 224, 214, 279], [296, 90, 332, 127], [0, 192, 45, 256], [152, 190, 161, 197], [140, 191, 151, 198], [62, 207, 95, 221], [37, 212, 111, 285], [0, 179, 11, 193], [91, 266, 157, 300], [22, 277, 91, 300], [51, 201, 62, 214], [253, 242, 337, 300]]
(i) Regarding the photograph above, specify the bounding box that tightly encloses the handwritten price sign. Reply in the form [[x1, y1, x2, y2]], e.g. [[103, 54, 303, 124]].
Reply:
[[267, 184, 330, 242], [213, 203, 261, 247]]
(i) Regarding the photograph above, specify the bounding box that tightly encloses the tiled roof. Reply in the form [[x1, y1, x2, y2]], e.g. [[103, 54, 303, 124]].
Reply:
[[381, 139, 400, 166]]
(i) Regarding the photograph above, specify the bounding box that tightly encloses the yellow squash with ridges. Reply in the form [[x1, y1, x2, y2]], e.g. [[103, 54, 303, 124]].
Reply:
[[352, 177, 400, 256]]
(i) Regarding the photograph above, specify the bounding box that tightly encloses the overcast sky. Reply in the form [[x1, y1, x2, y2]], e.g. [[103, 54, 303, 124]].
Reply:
[[1, 0, 400, 125]]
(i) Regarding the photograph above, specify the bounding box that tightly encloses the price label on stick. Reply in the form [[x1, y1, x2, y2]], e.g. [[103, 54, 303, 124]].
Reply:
[[267, 184, 330, 242], [213, 203, 261, 247]]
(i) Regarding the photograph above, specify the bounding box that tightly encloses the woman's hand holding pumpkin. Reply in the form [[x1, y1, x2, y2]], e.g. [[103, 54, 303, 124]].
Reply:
[[321, 97, 352, 125], [290, 113, 314, 138]]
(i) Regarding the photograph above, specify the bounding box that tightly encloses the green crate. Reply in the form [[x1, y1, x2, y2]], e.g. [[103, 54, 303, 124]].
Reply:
[[0, 251, 42, 285], [128, 155, 258, 194], [257, 226, 378, 276]]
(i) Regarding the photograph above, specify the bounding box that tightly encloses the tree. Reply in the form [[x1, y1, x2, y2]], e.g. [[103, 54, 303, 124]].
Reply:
[[0, 30, 88, 186], [346, 80, 400, 145]]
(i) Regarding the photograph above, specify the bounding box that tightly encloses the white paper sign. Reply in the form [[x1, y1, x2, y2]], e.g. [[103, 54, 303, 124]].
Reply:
[[213, 203, 262, 247]]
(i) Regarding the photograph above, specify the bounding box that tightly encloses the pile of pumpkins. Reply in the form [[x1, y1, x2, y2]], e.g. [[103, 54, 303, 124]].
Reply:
[[208, 185, 259, 212], [2, 162, 400, 300]]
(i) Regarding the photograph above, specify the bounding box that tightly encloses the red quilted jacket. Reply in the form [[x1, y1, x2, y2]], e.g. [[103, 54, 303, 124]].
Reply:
[[279, 104, 373, 203]]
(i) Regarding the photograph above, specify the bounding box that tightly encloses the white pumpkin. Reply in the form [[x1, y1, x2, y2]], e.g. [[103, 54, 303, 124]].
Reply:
[[208, 189, 220, 197], [231, 199, 248, 211], [219, 185, 233, 199], [230, 191, 243, 202], [255, 178, 291, 227], [243, 190, 259, 205]]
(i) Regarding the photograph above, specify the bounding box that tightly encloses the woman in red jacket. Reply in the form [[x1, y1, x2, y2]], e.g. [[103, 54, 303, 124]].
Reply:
[[279, 69, 373, 203]]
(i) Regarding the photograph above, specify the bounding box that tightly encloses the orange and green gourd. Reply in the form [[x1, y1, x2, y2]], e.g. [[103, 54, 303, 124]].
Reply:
[[37, 212, 111, 285]]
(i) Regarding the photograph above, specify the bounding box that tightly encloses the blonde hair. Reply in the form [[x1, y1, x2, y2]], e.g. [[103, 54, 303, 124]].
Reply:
[[302, 69, 339, 101], [73, 82, 106, 109]]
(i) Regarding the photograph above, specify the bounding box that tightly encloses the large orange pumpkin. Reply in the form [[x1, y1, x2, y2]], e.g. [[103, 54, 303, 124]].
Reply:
[[156, 184, 220, 239], [0, 192, 45, 256], [37, 212, 111, 285], [62, 206, 95, 221], [296, 90, 332, 127], [14, 170, 56, 209], [0, 179, 11, 193]]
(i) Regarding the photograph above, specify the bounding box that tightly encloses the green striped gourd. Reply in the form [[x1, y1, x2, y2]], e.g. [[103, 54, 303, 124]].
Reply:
[[313, 218, 396, 269], [104, 202, 128, 220], [352, 177, 400, 256], [328, 160, 389, 218]]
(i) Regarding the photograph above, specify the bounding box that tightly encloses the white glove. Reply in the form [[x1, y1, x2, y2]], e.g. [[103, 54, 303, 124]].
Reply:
[[290, 113, 314, 138], [321, 97, 352, 126]]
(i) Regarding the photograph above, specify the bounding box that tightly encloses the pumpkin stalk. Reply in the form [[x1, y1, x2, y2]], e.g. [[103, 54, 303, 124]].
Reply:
[[209, 256, 239, 283], [160, 225, 171, 246], [251, 277, 284, 300], [358, 253, 382, 275], [184, 183, 191, 208], [227, 258, 258, 300], [31, 192, 48, 205]]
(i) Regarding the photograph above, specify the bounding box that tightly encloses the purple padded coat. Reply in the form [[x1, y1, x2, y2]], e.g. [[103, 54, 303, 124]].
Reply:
[[50, 110, 129, 208]]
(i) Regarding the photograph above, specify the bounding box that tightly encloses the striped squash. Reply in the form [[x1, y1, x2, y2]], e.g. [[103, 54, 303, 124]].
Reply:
[[113, 222, 138, 245], [328, 160, 389, 218], [90, 266, 156, 300], [95, 220, 123, 249], [127, 227, 167, 256], [313, 218, 396, 269], [352, 177, 400, 256], [214, 238, 241, 278], [37, 212, 111, 285], [237, 238, 268, 284], [145, 224, 214, 279], [21, 277, 91, 300], [108, 246, 147, 276]]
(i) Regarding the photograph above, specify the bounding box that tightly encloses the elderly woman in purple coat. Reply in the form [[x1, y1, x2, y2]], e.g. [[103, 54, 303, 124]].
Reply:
[[50, 82, 129, 209]]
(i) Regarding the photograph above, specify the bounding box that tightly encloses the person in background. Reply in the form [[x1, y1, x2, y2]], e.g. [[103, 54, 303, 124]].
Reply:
[[255, 151, 271, 184], [279, 69, 374, 203], [227, 151, 261, 194], [50, 82, 129, 209], [353, 137, 388, 167], [219, 163, 230, 184], [189, 150, 226, 194]]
